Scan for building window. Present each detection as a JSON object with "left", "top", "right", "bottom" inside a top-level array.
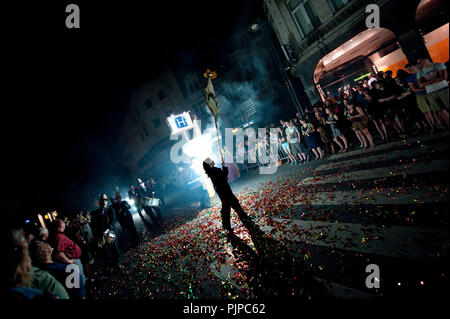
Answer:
[
  {"left": 136, "top": 108, "right": 141, "bottom": 119},
  {"left": 288, "top": 0, "right": 322, "bottom": 38},
  {"left": 145, "top": 98, "right": 153, "bottom": 109},
  {"left": 157, "top": 90, "right": 166, "bottom": 100},
  {"left": 327, "top": 0, "right": 349, "bottom": 13},
  {"left": 133, "top": 116, "right": 138, "bottom": 125},
  {"left": 153, "top": 118, "right": 161, "bottom": 128},
  {"left": 140, "top": 133, "right": 145, "bottom": 142}
]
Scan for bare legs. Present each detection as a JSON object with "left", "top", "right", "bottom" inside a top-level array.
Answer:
[
  {"left": 311, "top": 147, "right": 324, "bottom": 159},
  {"left": 333, "top": 137, "right": 344, "bottom": 152},
  {"left": 354, "top": 129, "right": 375, "bottom": 149},
  {"left": 423, "top": 111, "right": 436, "bottom": 129},
  {"left": 285, "top": 148, "right": 296, "bottom": 163}
]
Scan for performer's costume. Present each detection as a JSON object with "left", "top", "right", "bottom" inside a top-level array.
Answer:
[
  {"left": 136, "top": 179, "right": 162, "bottom": 226},
  {"left": 112, "top": 198, "right": 139, "bottom": 246},
  {"left": 90, "top": 194, "right": 120, "bottom": 269}
]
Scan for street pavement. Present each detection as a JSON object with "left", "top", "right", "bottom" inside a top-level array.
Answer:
[{"left": 89, "top": 131, "right": 449, "bottom": 300}]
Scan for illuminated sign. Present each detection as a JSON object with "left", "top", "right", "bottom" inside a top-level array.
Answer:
[{"left": 166, "top": 112, "right": 194, "bottom": 135}]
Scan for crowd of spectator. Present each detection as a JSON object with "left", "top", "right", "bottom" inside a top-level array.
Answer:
[
  {"left": 6, "top": 198, "right": 136, "bottom": 300},
  {"left": 6, "top": 215, "right": 91, "bottom": 299},
  {"left": 239, "top": 57, "right": 448, "bottom": 168}
]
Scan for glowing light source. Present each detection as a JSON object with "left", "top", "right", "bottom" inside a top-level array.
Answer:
[
  {"left": 182, "top": 129, "right": 218, "bottom": 198},
  {"left": 250, "top": 23, "right": 260, "bottom": 32},
  {"left": 25, "top": 220, "right": 30, "bottom": 224}
]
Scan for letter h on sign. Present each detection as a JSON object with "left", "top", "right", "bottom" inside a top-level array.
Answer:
[{"left": 175, "top": 116, "right": 188, "bottom": 129}]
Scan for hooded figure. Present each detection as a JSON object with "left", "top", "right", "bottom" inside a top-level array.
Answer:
[{"left": 203, "top": 157, "right": 252, "bottom": 232}]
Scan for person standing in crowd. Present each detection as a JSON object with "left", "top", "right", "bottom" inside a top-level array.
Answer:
[
  {"left": 203, "top": 158, "right": 255, "bottom": 234},
  {"left": 48, "top": 219, "right": 84, "bottom": 278},
  {"left": 285, "top": 120, "right": 307, "bottom": 165},
  {"left": 36, "top": 227, "right": 49, "bottom": 242},
  {"left": 90, "top": 193, "right": 121, "bottom": 273},
  {"left": 368, "top": 73, "right": 378, "bottom": 88},
  {"left": 384, "top": 72, "right": 409, "bottom": 136},
  {"left": 417, "top": 57, "right": 449, "bottom": 128},
  {"left": 325, "top": 107, "right": 348, "bottom": 152},
  {"left": 299, "top": 118, "right": 324, "bottom": 160},
  {"left": 405, "top": 62, "right": 437, "bottom": 132},
  {"left": 314, "top": 108, "right": 334, "bottom": 154},
  {"left": 353, "top": 84, "right": 368, "bottom": 111},
  {"left": 29, "top": 240, "right": 86, "bottom": 299},
  {"left": 112, "top": 192, "right": 140, "bottom": 247},
  {"left": 67, "top": 213, "right": 94, "bottom": 280},
  {"left": 278, "top": 126, "right": 297, "bottom": 165},
  {"left": 362, "top": 87, "right": 388, "bottom": 141},
  {"left": 373, "top": 81, "right": 407, "bottom": 138},
  {"left": 344, "top": 99, "right": 375, "bottom": 149},
  {"left": 7, "top": 241, "right": 67, "bottom": 299},
  {"left": 395, "top": 69, "right": 429, "bottom": 135},
  {"left": 6, "top": 230, "right": 69, "bottom": 299}
]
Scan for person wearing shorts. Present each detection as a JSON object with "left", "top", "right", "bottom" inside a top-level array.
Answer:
[
  {"left": 396, "top": 70, "right": 429, "bottom": 135},
  {"left": 325, "top": 107, "right": 348, "bottom": 152},
  {"left": 278, "top": 127, "right": 296, "bottom": 165},
  {"left": 406, "top": 63, "right": 438, "bottom": 132},
  {"left": 285, "top": 120, "right": 307, "bottom": 165},
  {"left": 417, "top": 57, "right": 449, "bottom": 128},
  {"left": 344, "top": 99, "right": 375, "bottom": 149}
]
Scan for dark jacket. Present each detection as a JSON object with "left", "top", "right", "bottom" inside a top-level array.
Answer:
[
  {"left": 204, "top": 165, "right": 233, "bottom": 199},
  {"left": 90, "top": 206, "right": 117, "bottom": 239},
  {"left": 137, "top": 185, "right": 149, "bottom": 198},
  {"left": 112, "top": 201, "right": 132, "bottom": 222}
]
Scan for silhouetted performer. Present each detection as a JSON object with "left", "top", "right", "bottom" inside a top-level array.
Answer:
[
  {"left": 136, "top": 178, "right": 161, "bottom": 226},
  {"left": 203, "top": 157, "right": 251, "bottom": 233},
  {"left": 90, "top": 193, "right": 120, "bottom": 272},
  {"left": 112, "top": 192, "right": 140, "bottom": 247}
]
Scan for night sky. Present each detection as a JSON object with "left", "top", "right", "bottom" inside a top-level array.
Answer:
[{"left": 3, "top": 1, "right": 264, "bottom": 221}]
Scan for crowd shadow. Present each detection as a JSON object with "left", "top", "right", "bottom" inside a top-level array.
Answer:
[{"left": 225, "top": 217, "right": 333, "bottom": 299}]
